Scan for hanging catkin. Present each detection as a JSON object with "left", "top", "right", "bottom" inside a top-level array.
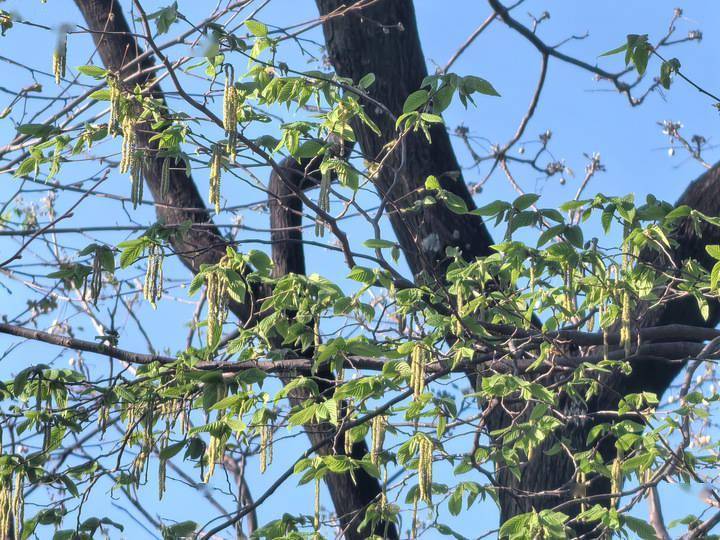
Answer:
[
  {"left": 610, "top": 450, "right": 623, "bottom": 508},
  {"left": 90, "top": 248, "right": 103, "bottom": 303},
  {"left": 11, "top": 471, "right": 22, "bottom": 540},
  {"left": 371, "top": 414, "right": 386, "bottom": 466},
  {"left": 455, "top": 287, "right": 464, "bottom": 336},
  {"left": 209, "top": 144, "right": 223, "bottom": 214},
  {"left": 108, "top": 75, "right": 122, "bottom": 137},
  {"left": 160, "top": 156, "right": 171, "bottom": 199},
  {"left": 417, "top": 436, "right": 433, "bottom": 503},
  {"left": 53, "top": 35, "right": 67, "bottom": 85},
  {"left": 315, "top": 169, "right": 331, "bottom": 237},
  {"left": 314, "top": 477, "right": 321, "bottom": 533},
  {"left": 410, "top": 344, "right": 427, "bottom": 400},
  {"left": 143, "top": 243, "right": 164, "bottom": 306},
  {"left": 620, "top": 227, "right": 632, "bottom": 358},
  {"left": 223, "top": 65, "right": 238, "bottom": 161},
  {"left": 259, "top": 423, "right": 273, "bottom": 473},
  {"left": 0, "top": 477, "right": 9, "bottom": 540},
  {"left": 344, "top": 398, "right": 354, "bottom": 456},
  {"left": 206, "top": 268, "right": 229, "bottom": 346}
]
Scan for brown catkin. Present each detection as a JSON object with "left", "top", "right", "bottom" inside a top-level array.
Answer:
[
  {"left": 53, "top": 35, "right": 66, "bottom": 85},
  {"left": 417, "top": 436, "right": 433, "bottom": 503},
  {"left": 143, "top": 243, "right": 164, "bottom": 307},
  {"left": 209, "top": 145, "right": 223, "bottom": 214}
]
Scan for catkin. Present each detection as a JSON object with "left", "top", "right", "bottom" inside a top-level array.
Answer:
[
  {"left": 209, "top": 145, "right": 223, "bottom": 214},
  {"left": 120, "top": 116, "right": 136, "bottom": 174},
  {"left": 206, "top": 269, "right": 229, "bottom": 346},
  {"left": 344, "top": 399, "right": 354, "bottom": 456},
  {"left": 11, "top": 472, "right": 22, "bottom": 540},
  {"left": 53, "top": 35, "right": 66, "bottom": 85},
  {"left": 417, "top": 436, "right": 433, "bottom": 503},
  {"left": 259, "top": 423, "right": 273, "bottom": 473},
  {"left": 314, "top": 477, "right": 321, "bottom": 533},
  {"left": 610, "top": 455, "right": 622, "bottom": 507},
  {"left": 0, "top": 478, "right": 10, "bottom": 540},
  {"left": 223, "top": 67, "right": 238, "bottom": 161},
  {"left": 90, "top": 248, "right": 103, "bottom": 303},
  {"left": 455, "top": 287, "right": 464, "bottom": 336},
  {"left": 160, "top": 157, "right": 171, "bottom": 199},
  {"left": 143, "top": 243, "right": 164, "bottom": 307},
  {"left": 315, "top": 170, "right": 331, "bottom": 237},
  {"left": 410, "top": 344, "right": 427, "bottom": 400},
  {"left": 371, "top": 415, "right": 386, "bottom": 466},
  {"left": 108, "top": 75, "right": 122, "bottom": 137}
]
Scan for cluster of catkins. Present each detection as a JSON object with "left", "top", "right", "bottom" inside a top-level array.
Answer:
[{"left": 0, "top": 469, "right": 23, "bottom": 540}]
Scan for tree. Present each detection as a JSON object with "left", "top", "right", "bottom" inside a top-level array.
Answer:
[{"left": 0, "top": 0, "right": 719, "bottom": 538}]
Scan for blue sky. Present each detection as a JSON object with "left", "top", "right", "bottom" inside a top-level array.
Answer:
[{"left": 1, "top": 0, "right": 719, "bottom": 538}]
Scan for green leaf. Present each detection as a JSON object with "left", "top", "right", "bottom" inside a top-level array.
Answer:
[
  {"left": 347, "top": 266, "right": 375, "bottom": 284},
  {"left": 358, "top": 73, "right": 375, "bottom": 89},
  {"left": 246, "top": 20, "right": 268, "bottom": 37},
  {"left": 461, "top": 75, "right": 500, "bottom": 97},
  {"left": 76, "top": 65, "right": 107, "bottom": 79},
  {"left": 403, "top": 89, "right": 429, "bottom": 113},
  {"left": 363, "top": 239, "right": 395, "bottom": 249},
  {"left": 599, "top": 43, "right": 628, "bottom": 57},
  {"left": 706, "top": 245, "right": 720, "bottom": 260},
  {"left": 513, "top": 193, "right": 540, "bottom": 211},
  {"left": 159, "top": 440, "right": 185, "bottom": 460}
]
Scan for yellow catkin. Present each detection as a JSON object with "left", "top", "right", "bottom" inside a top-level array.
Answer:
[
  {"left": 577, "top": 470, "right": 587, "bottom": 512},
  {"left": 108, "top": 75, "right": 122, "bottom": 137},
  {"left": 344, "top": 399, "right": 354, "bottom": 456},
  {"left": 411, "top": 494, "right": 419, "bottom": 540},
  {"left": 610, "top": 455, "right": 622, "bottom": 507},
  {"left": 411, "top": 344, "right": 426, "bottom": 400},
  {"left": 209, "top": 145, "right": 223, "bottom": 214},
  {"left": 0, "top": 479, "right": 9, "bottom": 540},
  {"left": 12, "top": 472, "right": 22, "bottom": 540},
  {"left": 120, "top": 117, "right": 136, "bottom": 174},
  {"left": 371, "top": 415, "right": 386, "bottom": 466},
  {"left": 223, "top": 68, "right": 238, "bottom": 161},
  {"left": 206, "top": 269, "right": 229, "bottom": 346},
  {"left": 455, "top": 288, "right": 464, "bottom": 336},
  {"left": 417, "top": 436, "right": 433, "bottom": 503},
  {"left": 53, "top": 36, "right": 66, "bottom": 85},
  {"left": 315, "top": 170, "right": 331, "bottom": 237},
  {"left": 143, "top": 243, "right": 164, "bottom": 307},
  {"left": 259, "top": 424, "right": 273, "bottom": 473}
]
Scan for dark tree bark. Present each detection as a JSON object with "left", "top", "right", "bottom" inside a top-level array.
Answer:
[
  {"left": 314, "top": 0, "right": 720, "bottom": 535},
  {"left": 268, "top": 162, "right": 397, "bottom": 538},
  {"left": 74, "top": 0, "right": 720, "bottom": 537},
  {"left": 73, "top": 2, "right": 392, "bottom": 538}
]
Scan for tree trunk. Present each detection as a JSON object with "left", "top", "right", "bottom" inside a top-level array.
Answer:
[{"left": 73, "top": 2, "right": 392, "bottom": 538}]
